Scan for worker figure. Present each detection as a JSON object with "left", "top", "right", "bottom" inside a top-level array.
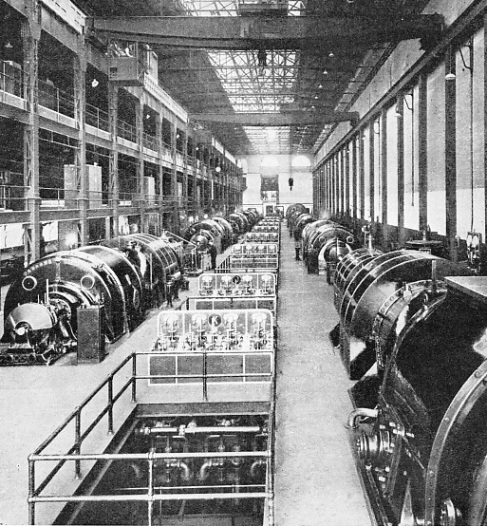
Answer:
[
  {"left": 165, "top": 280, "right": 174, "bottom": 307},
  {"left": 257, "top": 48, "right": 267, "bottom": 75},
  {"left": 294, "top": 240, "right": 301, "bottom": 261},
  {"left": 208, "top": 241, "right": 218, "bottom": 270}
]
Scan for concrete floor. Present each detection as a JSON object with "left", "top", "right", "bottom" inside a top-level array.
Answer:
[
  {"left": 0, "top": 230, "right": 372, "bottom": 525},
  {"left": 274, "top": 233, "right": 371, "bottom": 526}
]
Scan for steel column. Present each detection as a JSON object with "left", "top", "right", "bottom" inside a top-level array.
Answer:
[
  {"left": 108, "top": 83, "right": 120, "bottom": 238},
  {"left": 445, "top": 47, "right": 457, "bottom": 261},
  {"left": 75, "top": 33, "right": 88, "bottom": 246},
  {"left": 397, "top": 94, "right": 405, "bottom": 245},
  {"left": 22, "top": 0, "right": 41, "bottom": 265}
]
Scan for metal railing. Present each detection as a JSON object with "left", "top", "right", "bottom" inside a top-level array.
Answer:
[
  {"left": 85, "top": 103, "right": 110, "bottom": 132},
  {"left": 0, "top": 60, "right": 22, "bottom": 97},
  {"left": 38, "top": 79, "right": 75, "bottom": 118},
  {"left": 117, "top": 120, "right": 137, "bottom": 143},
  {"left": 28, "top": 349, "right": 275, "bottom": 525},
  {"left": 143, "top": 131, "right": 158, "bottom": 151}
]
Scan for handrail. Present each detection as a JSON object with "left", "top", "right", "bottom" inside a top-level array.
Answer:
[{"left": 28, "top": 349, "right": 275, "bottom": 525}]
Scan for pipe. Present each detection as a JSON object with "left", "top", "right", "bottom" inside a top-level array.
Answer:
[
  {"left": 161, "top": 460, "right": 192, "bottom": 482},
  {"left": 138, "top": 425, "right": 261, "bottom": 436},
  {"left": 250, "top": 459, "right": 267, "bottom": 478},
  {"left": 347, "top": 408, "right": 378, "bottom": 430},
  {"left": 198, "top": 459, "right": 223, "bottom": 481},
  {"left": 178, "top": 461, "right": 192, "bottom": 482}
]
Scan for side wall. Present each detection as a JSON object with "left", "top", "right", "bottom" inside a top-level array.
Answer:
[{"left": 313, "top": 0, "right": 486, "bottom": 259}]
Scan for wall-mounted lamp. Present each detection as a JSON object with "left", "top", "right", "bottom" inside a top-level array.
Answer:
[
  {"left": 394, "top": 102, "right": 402, "bottom": 118},
  {"left": 288, "top": 177, "right": 294, "bottom": 190},
  {"left": 215, "top": 166, "right": 221, "bottom": 173},
  {"left": 445, "top": 45, "right": 456, "bottom": 81}
]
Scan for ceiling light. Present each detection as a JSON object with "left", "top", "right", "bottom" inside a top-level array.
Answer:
[
  {"left": 328, "top": 52, "right": 335, "bottom": 58},
  {"left": 323, "top": 69, "right": 328, "bottom": 75},
  {"left": 4, "top": 41, "right": 13, "bottom": 50},
  {"left": 318, "top": 84, "right": 323, "bottom": 89},
  {"left": 445, "top": 72, "right": 456, "bottom": 81},
  {"left": 314, "top": 95, "right": 319, "bottom": 99},
  {"left": 91, "top": 78, "right": 99, "bottom": 88}
]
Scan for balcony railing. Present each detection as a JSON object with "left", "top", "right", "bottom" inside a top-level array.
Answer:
[
  {"left": 85, "top": 103, "right": 110, "bottom": 132},
  {"left": 27, "top": 350, "right": 275, "bottom": 525},
  {"left": 0, "top": 60, "right": 22, "bottom": 97},
  {"left": 143, "top": 131, "right": 158, "bottom": 151},
  {"left": 117, "top": 120, "right": 137, "bottom": 143},
  {"left": 38, "top": 79, "right": 75, "bottom": 118}
]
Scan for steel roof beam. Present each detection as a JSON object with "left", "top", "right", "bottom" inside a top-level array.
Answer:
[
  {"left": 88, "top": 14, "right": 443, "bottom": 50},
  {"left": 189, "top": 111, "right": 358, "bottom": 126}
]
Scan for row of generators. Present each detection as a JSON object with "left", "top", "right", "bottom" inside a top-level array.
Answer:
[
  {"left": 289, "top": 203, "right": 487, "bottom": 526},
  {"left": 0, "top": 210, "right": 263, "bottom": 366}
]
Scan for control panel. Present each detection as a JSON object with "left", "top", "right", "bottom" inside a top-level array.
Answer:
[
  {"left": 198, "top": 273, "right": 276, "bottom": 296},
  {"left": 155, "top": 309, "right": 274, "bottom": 353}
]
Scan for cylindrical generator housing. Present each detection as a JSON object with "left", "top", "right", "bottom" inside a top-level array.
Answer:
[{"left": 349, "top": 276, "right": 487, "bottom": 526}]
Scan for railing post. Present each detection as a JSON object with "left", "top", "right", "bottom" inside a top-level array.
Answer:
[
  {"left": 108, "top": 375, "right": 114, "bottom": 435},
  {"left": 75, "top": 409, "right": 81, "bottom": 478},
  {"left": 147, "top": 450, "right": 154, "bottom": 526},
  {"left": 203, "top": 348, "right": 208, "bottom": 401},
  {"left": 131, "top": 353, "right": 137, "bottom": 403},
  {"left": 28, "top": 456, "right": 36, "bottom": 525}
]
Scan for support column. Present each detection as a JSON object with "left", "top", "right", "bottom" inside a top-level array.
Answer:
[
  {"left": 369, "top": 121, "right": 375, "bottom": 222},
  {"left": 418, "top": 72, "right": 428, "bottom": 234},
  {"left": 344, "top": 144, "right": 350, "bottom": 217},
  {"left": 485, "top": 14, "right": 487, "bottom": 244},
  {"left": 156, "top": 113, "right": 164, "bottom": 234},
  {"left": 352, "top": 135, "right": 358, "bottom": 220},
  {"left": 182, "top": 131, "right": 189, "bottom": 222},
  {"left": 171, "top": 122, "right": 179, "bottom": 228},
  {"left": 359, "top": 129, "right": 365, "bottom": 219},
  {"left": 380, "top": 109, "right": 388, "bottom": 226},
  {"left": 22, "top": 0, "right": 41, "bottom": 265},
  {"left": 108, "top": 83, "right": 120, "bottom": 238},
  {"left": 397, "top": 93, "right": 405, "bottom": 245},
  {"left": 340, "top": 151, "right": 345, "bottom": 216},
  {"left": 445, "top": 47, "right": 457, "bottom": 261},
  {"left": 74, "top": 33, "right": 88, "bottom": 246},
  {"left": 136, "top": 91, "right": 145, "bottom": 232}
]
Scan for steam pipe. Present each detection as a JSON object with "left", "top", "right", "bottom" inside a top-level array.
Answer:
[
  {"left": 162, "top": 460, "right": 192, "bottom": 482},
  {"left": 199, "top": 459, "right": 223, "bottom": 481},
  {"left": 138, "top": 425, "right": 261, "bottom": 436},
  {"left": 250, "top": 458, "right": 267, "bottom": 478},
  {"left": 178, "top": 461, "right": 192, "bottom": 482},
  {"left": 347, "top": 408, "right": 378, "bottom": 429}
]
